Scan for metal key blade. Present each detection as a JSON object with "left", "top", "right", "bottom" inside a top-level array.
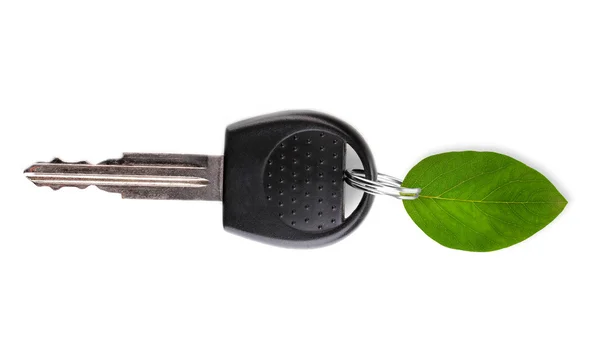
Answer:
[{"left": 24, "top": 153, "right": 223, "bottom": 201}]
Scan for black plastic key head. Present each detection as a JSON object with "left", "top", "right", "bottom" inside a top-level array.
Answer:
[{"left": 223, "top": 111, "right": 376, "bottom": 248}]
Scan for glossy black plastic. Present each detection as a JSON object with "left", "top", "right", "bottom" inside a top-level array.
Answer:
[{"left": 222, "top": 110, "right": 376, "bottom": 248}]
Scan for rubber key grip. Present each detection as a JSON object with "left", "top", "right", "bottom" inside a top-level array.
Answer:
[{"left": 222, "top": 110, "right": 376, "bottom": 248}]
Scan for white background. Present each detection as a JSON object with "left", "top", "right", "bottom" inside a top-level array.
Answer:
[{"left": 1, "top": 1, "right": 599, "bottom": 339}]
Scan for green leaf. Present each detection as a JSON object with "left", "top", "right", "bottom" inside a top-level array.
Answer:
[{"left": 402, "top": 151, "right": 567, "bottom": 252}]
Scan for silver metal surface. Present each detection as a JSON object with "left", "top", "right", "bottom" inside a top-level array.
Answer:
[
  {"left": 24, "top": 153, "right": 224, "bottom": 201},
  {"left": 344, "top": 169, "right": 421, "bottom": 200}
]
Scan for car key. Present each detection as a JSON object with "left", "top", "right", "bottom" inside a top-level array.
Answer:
[{"left": 24, "top": 110, "right": 376, "bottom": 248}]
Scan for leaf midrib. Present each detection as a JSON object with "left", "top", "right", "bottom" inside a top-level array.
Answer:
[{"left": 418, "top": 195, "right": 567, "bottom": 204}]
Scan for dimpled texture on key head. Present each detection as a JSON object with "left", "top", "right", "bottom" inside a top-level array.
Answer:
[{"left": 263, "top": 130, "right": 345, "bottom": 232}]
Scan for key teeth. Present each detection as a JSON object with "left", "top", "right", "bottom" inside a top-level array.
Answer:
[
  {"left": 49, "top": 158, "right": 90, "bottom": 165},
  {"left": 25, "top": 159, "right": 92, "bottom": 191},
  {"left": 32, "top": 182, "right": 89, "bottom": 191},
  {"left": 53, "top": 185, "right": 90, "bottom": 190}
]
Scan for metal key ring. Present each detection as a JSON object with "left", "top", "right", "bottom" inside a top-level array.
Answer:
[{"left": 344, "top": 169, "right": 421, "bottom": 200}]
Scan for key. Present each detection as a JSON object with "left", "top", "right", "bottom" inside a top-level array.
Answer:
[{"left": 24, "top": 110, "right": 376, "bottom": 247}]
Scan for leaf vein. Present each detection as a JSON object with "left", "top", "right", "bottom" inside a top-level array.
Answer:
[
  {"left": 419, "top": 158, "right": 487, "bottom": 190},
  {"left": 430, "top": 198, "right": 497, "bottom": 245},
  {"left": 408, "top": 153, "right": 457, "bottom": 186},
  {"left": 436, "top": 164, "right": 512, "bottom": 198},
  {"left": 414, "top": 199, "right": 463, "bottom": 247},
  {"left": 507, "top": 204, "right": 532, "bottom": 225},
  {"left": 472, "top": 203, "right": 522, "bottom": 239},
  {"left": 481, "top": 179, "right": 546, "bottom": 201}
]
